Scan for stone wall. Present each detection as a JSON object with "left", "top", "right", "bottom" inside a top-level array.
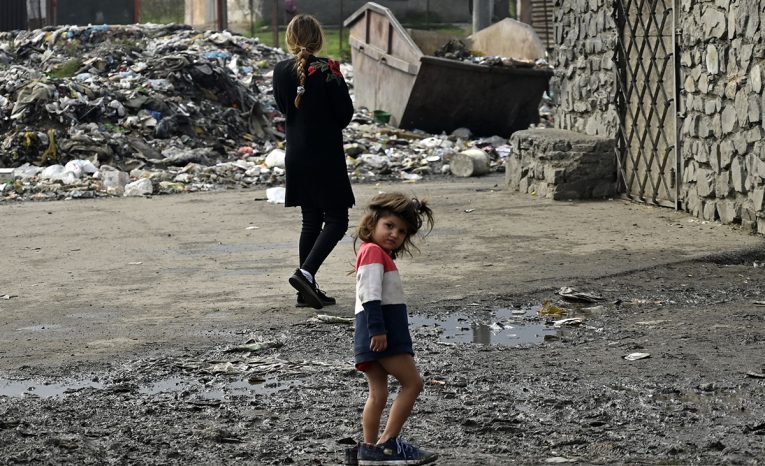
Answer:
[
  {"left": 551, "top": 0, "right": 765, "bottom": 234},
  {"left": 679, "top": 0, "right": 765, "bottom": 233},
  {"left": 549, "top": 0, "right": 619, "bottom": 138},
  {"left": 507, "top": 129, "right": 617, "bottom": 200}
]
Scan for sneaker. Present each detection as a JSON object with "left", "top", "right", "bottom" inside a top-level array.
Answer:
[
  {"left": 344, "top": 442, "right": 359, "bottom": 465},
  {"left": 357, "top": 437, "right": 438, "bottom": 465},
  {"left": 288, "top": 269, "right": 323, "bottom": 309},
  {"left": 296, "top": 286, "right": 336, "bottom": 308}
]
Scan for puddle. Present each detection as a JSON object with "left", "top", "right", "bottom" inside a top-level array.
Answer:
[
  {"left": 140, "top": 375, "right": 300, "bottom": 399},
  {"left": 0, "top": 378, "right": 104, "bottom": 398},
  {"left": 1, "top": 374, "right": 302, "bottom": 399},
  {"left": 410, "top": 305, "right": 563, "bottom": 346}
]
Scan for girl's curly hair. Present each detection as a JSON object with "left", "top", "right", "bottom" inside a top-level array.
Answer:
[{"left": 354, "top": 192, "right": 434, "bottom": 258}]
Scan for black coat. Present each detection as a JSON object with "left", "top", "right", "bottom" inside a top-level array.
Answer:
[{"left": 272, "top": 56, "right": 355, "bottom": 209}]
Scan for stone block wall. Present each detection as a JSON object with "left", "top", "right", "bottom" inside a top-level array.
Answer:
[
  {"left": 507, "top": 129, "right": 617, "bottom": 200},
  {"left": 678, "top": 0, "right": 765, "bottom": 233},
  {"left": 549, "top": 0, "right": 619, "bottom": 138},
  {"left": 550, "top": 0, "right": 765, "bottom": 233}
]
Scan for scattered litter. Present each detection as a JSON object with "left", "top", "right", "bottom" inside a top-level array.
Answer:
[
  {"left": 464, "top": 209, "right": 475, "bottom": 213},
  {"left": 310, "top": 314, "right": 354, "bottom": 325},
  {"left": 624, "top": 352, "right": 651, "bottom": 361},
  {"left": 539, "top": 301, "right": 566, "bottom": 316},
  {"left": 266, "top": 187, "right": 285, "bottom": 204},
  {"left": 552, "top": 317, "right": 583, "bottom": 328},
  {"left": 1, "top": 294, "right": 17, "bottom": 300},
  {"left": 754, "top": 301, "right": 765, "bottom": 306},
  {"left": 556, "top": 286, "right": 605, "bottom": 303},
  {"left": 635, "top": 320, "right": 668, "bottom": 326},
  {"left": 745, "top": 371, "right": 765, "bottom": 379},
  {"left": 545, "top": 457, "right": 578, "bottom": 464},
  {"left": 127, "top": 262, "right": 143, "bottom": 265},
  {"left": 245, "top": 226, "right": 259, "bottom": 230},
  {"left": 225, "top": 339, "right": 283, "bottom": 353}
]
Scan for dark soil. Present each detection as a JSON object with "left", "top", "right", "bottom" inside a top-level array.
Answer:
[{"left": 1, "top": 255, "right": 763, "bottom": 465}]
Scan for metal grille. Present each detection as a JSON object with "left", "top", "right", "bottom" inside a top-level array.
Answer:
[
  {"left": 0, "top": 0, "right": 27, "bottom": 31},
  {"left": 613, "top": 0, "right": 679, "bottom": 207},
  {"left": 529, "top": 0, "right": 554, "bottom": 49}
]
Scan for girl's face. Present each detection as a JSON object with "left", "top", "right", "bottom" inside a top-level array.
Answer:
[{"left": 372, "top": 214, "right": 408, "bottom": 252}]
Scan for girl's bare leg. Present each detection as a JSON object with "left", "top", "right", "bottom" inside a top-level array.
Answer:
[
  {"left": 377, "top": 354, "right": 423, "bottom": 444},
  {"left": 362, "top": 362, "right": 389, "bottom": 444}
]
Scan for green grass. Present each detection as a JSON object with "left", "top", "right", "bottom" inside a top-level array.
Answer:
[{"left": 252, "top": 27, "right": 351, "bottom": 61}]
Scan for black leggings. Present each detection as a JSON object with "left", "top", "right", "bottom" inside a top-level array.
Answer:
[{"left": 299, "top": 206, "right": 349, "bottom": 277}]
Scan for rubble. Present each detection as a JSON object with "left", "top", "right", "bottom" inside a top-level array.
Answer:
[{"left": 0, "top": 24, "right": 520, "bottom": 202}]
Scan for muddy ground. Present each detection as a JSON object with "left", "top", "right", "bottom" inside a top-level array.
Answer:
[{"left": 1, "top": 175, "right": 764, "bottom": 465}]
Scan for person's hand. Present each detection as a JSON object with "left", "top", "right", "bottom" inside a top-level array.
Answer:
[{"left": 370, "top": 334, "right": 387, "bottom": 352}]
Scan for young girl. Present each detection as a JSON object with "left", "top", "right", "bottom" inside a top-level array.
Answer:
[
  {"left": 352, "top": 192, "right": 438, "bottom": 465},
  {"left": 272, "top": 15, "right": 355, "bottom": 310}
]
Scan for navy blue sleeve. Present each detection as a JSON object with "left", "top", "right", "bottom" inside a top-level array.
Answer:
[{"left": 363, "top": 300, "right": 386, "bottom": 336}]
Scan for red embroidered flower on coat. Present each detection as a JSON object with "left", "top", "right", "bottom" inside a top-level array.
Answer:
[
  {"left": 307, "top": 65, "right": 317, "bottom": 76},
  {"left": 327, "top": 59, "right": 343, "bottom": 78}
]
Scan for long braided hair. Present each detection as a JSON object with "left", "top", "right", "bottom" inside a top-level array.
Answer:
[{"left": 285, "top": 15, "right": 324, "bottom": 108}]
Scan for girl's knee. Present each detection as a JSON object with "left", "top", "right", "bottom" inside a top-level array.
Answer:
[
  {"left": 414, "top": 376, "right": 424, "bottom": 394},
  {"left": 367, "top": 391, "right": 388, "bottom": 408}
]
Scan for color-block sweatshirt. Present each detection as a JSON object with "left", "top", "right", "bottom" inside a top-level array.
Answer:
[{"left": 354, "top": 242, "right": 413, "bottom": 364}]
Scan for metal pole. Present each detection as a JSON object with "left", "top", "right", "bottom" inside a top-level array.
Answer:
[
  {"left": 134, "top": 0, "right": 140, "bottom": 23},
  {"left": 250, "top": 0, "right": 255, "bottom": 37},
  {"left": 673, "top": 0, "right": 681, "bottom": 210},
  {"left": 271, "top": 0, "right": 278, "bottom": 47},
  {"left": 217, "top": 0, "right": 228, "bottom": 31},
  {"left": 339, "top": 0, "right": 344, "bottom": 56},
  {"left": 472, "top": 0, "right": 492, "bottom": 33}
]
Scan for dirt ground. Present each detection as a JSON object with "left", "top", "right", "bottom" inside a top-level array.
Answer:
[{"left": 1, "top": 174, "right": 764, "bottom": 465}]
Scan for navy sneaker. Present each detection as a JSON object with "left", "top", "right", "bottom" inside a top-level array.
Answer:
[
  {"left": 357, "top": 437, "right": 438, "bottom": 465},
  {"left": 344, "top": 442, "right": 359, "bottom": 465}
]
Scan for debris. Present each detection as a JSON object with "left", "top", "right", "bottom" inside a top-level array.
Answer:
[
  {"left": 225, "top": 339, "right": 284, "bottom": 353},
  {"left": 753, "top": 301, "right": 765, "bottom": 306},
  {"left": 266, "top": 186, "right": 285, "bottom": 204},
  {"left": 552, "top": 317, "right": 583, "bottom": 328},
  {"left": 556, "top": 287, "right": 605, "bottom": 303},
  {"left": 539, "top": 301, "right": 566, "bottom": 316},
  {"left": 310, "top": 314, "right": 355, "bottom": 325},
  {"left": 450, "top": 149, "right": 490, "bottom": 177},
  {"left": 745, "top": 371, "right": 765, "bottom": 379},
  {"left": 545, "top": 457, "right": 578, "bottom": 464},
  {"left": 624, "top": 352, "right": 651, "bottom": 361}
]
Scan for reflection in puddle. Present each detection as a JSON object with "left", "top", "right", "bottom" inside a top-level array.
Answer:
[
  {"left": 0, "top": 378, "right": 104, "bottom": 398},
  {"left": 140, "top": 375, "right": 299, "bottom": 399},
  {"left": 410, "top": 305, "right": 561, "bottom": 346}
]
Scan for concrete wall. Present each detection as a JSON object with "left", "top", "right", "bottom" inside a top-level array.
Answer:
[{"left": 551, "top": 0, "right": 765, "bottom": 233}]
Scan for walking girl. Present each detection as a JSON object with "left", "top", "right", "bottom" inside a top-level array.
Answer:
[
  {"left": 352, "top": 192, "right": 438, "bottom": 465},
  {"left": 272, "top": 14, "right": 355, "bottom": 310}
]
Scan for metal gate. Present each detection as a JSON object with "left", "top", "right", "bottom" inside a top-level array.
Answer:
[{"left": 613, "top": 0, "right": 679, "bottom": 207}]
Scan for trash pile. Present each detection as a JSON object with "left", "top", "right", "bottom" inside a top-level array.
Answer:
[
  {"left": 433, "top": 38, "right": 552, "bottom": 70},
  {"left": 0, "top": 24, "right": 516, "bottom": 202}
]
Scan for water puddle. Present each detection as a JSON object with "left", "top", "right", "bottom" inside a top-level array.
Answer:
[
  {"left": 139, "top": 374, "right": 300, "bottom": 399},
  {"left": 0, "top": 374, "right": 301, "bottom": 399},
  {"left": 0, "top": 378, "right": 104, "bottom": 398},
  {"left": 411, "top": 305, "right": 574, "bottom": 346}
]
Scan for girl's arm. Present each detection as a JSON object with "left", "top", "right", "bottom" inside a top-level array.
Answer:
[
  {"left": 272, "top": 63, "right": 288, "bottom": 115},
  {"left": 324, "top": 59, "right": 354, "bottom": 128}
]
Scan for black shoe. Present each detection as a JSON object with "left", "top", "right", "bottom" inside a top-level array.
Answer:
[
  {"left": 288, "top": 269, "right": 323, "bottom": 309},
  {"left": 296, "top": 287, "right": 337, "bottom": 308}
]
